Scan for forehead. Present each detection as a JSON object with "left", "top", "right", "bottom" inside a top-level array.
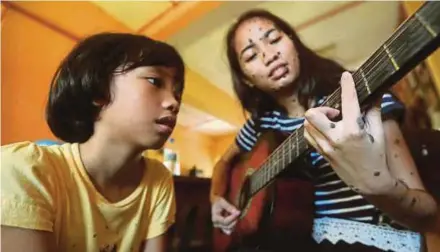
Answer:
[
  {"left": 131, "top": 65, "right": 176, "bottom": 77},
  {"left": 236, "top": 18, "right": 276, "bottom": 39},
  {"left": 234, "top": 18, "right": 277, "bottom": 48}
]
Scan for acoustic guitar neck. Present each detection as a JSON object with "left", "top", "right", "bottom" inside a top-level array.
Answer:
[{"left": 246, "top": 1, "right": 440, "bottom": 199}]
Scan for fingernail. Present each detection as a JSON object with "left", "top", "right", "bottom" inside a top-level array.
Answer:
[
  {"left": 342, "top": 71, "right": 351, "bottom": 79},
  {"left": 304, "top": 110, "right": 314, "bottom": 118}
]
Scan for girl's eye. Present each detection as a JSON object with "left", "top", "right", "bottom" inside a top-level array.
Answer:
[
  {"left": 245, "top": 54, "right": 257, "bottom": 62},
  {"left": 270, "top": 36, "right": 282, "bottom": 44},
  {"left": 145, "top": 77, "right": 162, "bottom": 86}
]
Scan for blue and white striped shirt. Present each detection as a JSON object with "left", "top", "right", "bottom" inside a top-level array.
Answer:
[{"left": 235, "top": 93, "right": 405, "bottom": 226}]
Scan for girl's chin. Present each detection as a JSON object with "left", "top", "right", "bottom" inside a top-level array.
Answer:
[{"left": 270, "top": 79, "right": 295, "bottom": 91}]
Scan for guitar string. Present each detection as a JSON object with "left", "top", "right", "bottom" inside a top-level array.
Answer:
[
  {"left": 250, "top": 16, "right": 427, "bottom": 190},
  {"left": 258, "top": 11, "right": 434, "bottom": 179},
  {"left": 249, "top": 12, "right": 437, "bottom": 194},
  {"left": 252, "top": 21, "right": 434, "bottom": 193}
]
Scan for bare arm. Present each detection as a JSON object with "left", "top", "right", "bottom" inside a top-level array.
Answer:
[
  {"left": 210, "top": 143, "right": 243, "bottom": 235},
  {"left": 1, "top": 226, "right": 56, "bottom": 252},
  {"left": 363, "top": 120, "right": 438, "bottom": 232},
  {"left": 210, "top": 142, "right": 242, "bottom": 203},
  {"left": 142, "top": 232, "right": 168, "bottom": 252},
  {"left": 303, "top": 72, "right": 438, "bottom": 232}
]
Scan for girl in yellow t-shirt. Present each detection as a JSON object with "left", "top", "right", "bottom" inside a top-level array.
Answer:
[{"left": 2, "top": 33, "right": 185, "bottom": 252}]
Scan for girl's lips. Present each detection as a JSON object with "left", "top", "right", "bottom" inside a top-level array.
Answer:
[{"left": 156, "top": 123, "right": 174, "bottom": 134}]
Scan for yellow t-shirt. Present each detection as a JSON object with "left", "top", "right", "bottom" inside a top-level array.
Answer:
[{"left": 1, "top": 141, "right": 176, "bottom": 252}]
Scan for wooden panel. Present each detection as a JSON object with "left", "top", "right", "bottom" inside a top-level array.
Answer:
[
  {"left": 172, "top": 176, "right": 212, "bottom": 251},
  {"left": 92, "top": 1, "right": 172, "bottom": 31},
  {"left": 3, "top": 1, "right": 131, "bottom": 38},
  {"left": 1, "top": 9, "right": 76, "bottom": 143},
  {"left": 138, "top": 1, "right": 223, "bottom": 40}
]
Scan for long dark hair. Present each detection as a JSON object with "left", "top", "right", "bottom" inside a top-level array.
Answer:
[{"left": 226, "top": 9, "right": 346, "bottom": 119}]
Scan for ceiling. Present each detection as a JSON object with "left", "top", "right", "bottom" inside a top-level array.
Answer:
[
  {"left": 168, "top": 1, "right": 400, "bottom": 97},
  {"left": 2, "top": 1, "right": 401, "bottom": 136}
]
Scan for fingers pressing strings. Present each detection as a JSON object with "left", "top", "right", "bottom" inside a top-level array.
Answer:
[{"left": 340, "top": 72, "right": 362, "bottom": 131}]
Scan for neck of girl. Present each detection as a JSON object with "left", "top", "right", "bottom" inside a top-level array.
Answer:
[
  {"left": 274, "top": 90, "right": 306, "bottom": 118},
  {"left": 78, "top": 130, "right": 145, "bottom": 190}
]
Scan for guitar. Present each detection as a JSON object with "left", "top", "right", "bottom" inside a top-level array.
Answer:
[{"left": 213, "top": 1, "right": 440, "bottom": 251}]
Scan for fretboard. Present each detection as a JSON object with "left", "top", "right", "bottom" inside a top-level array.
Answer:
[{"left": 248, "top": 1, "right": 440, "bottom": 197}]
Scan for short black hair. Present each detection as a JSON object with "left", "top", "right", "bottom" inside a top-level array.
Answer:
[{"left": 46, "top": 33, "right": 185, "bottom": 143}]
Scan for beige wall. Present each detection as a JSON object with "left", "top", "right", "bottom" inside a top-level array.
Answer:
[{"left": 146, "top": 130, "right": 237, "bottom": 178}]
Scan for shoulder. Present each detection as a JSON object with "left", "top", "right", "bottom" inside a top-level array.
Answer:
[
  {"left": 380, "top": 93, "right": 404, "bottom": 107},
  {"left": 144, "top": 158, "right": 174, "bottom": 188},
  {"left": 2, "top": 141, "right": 46, "bottom": 161},
  {"left": 1, "top": 142, "right": 64, "bottom": 231},
  {"left": 380, "top": 93, "right": 405, "bottom": 123},
  {"left": 236, "top": 117, "right": 260, "bottom": 151},
  {"left": 1, "top": 141, "right": 60, "bottom": 175},
  {"left": 145, "top": 158, "right": 173, "bottom": 178},
  {"left": 1, "top": 141, "right": 69, "bottom": 193}
]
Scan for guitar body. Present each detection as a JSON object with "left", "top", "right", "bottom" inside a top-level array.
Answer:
[{"left": 213, "top": 131, "right": 315, "bottom": 251}]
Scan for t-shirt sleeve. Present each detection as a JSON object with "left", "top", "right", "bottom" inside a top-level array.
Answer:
[
  {"left": 380, "top": 92, "right": 406, "bottom": 124},
  {"left": 235, "top": 117, "right": 259, "bottom": 152},
  {"left": 145, "top": 164, "right": 176, "bottom": 239},
  {"left": 1, "top": 142, "right": 56, "bottom": 232}
]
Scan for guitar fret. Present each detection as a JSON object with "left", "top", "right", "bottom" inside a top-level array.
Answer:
[
  {"left": 263, "top": 165, "right": 267, "bottom": 187},
  {"left": 295, "top": 130, "right": 299, "bottom": 158},
  {"left": 269, "top": 158, "right": 273, "bottom": 184},
  {"left": 282, "top": 143, "right": 285, "bottom": 171},
  {"left": 272, "top": 154, "right": 276, "bottom": 177},
  {"left": 269, "top": 156, "right": 277, "bottom": 177},
  {"left": 367, "top": 59, "right": 395, "bottom": 94},
  {"left": 287, "top": 136, "right": 292, "bottom": 164},
  {"left": 388, "top": 16, "right": 430, "bottom": 70},
  {"left": 268, "top": 156, "right": 272, "bottom": 180},
  {"left": 269, "top": 158, "right": 274, "bottom": 182},
  {"left": 359, "top": 68, "right": 371, "bottom": 95},
  {"left": 264, "top": 168, "right": 267, "bottom": 185},
  {"left": 273, "top": 155, "right": 276, "bottom": 176},
  {"left": 415, "top": 12, "right": 437, "bottom": 38},
  {"left": 383, "top": 44, "right": 400, "bottom": 71},
  {"left": 256, "top": 175, "right": 260, "bottom": 192}
]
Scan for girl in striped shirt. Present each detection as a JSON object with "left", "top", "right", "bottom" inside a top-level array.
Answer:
[{"left": 210, "top": 9, "right": 438, "bottom": 252}]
